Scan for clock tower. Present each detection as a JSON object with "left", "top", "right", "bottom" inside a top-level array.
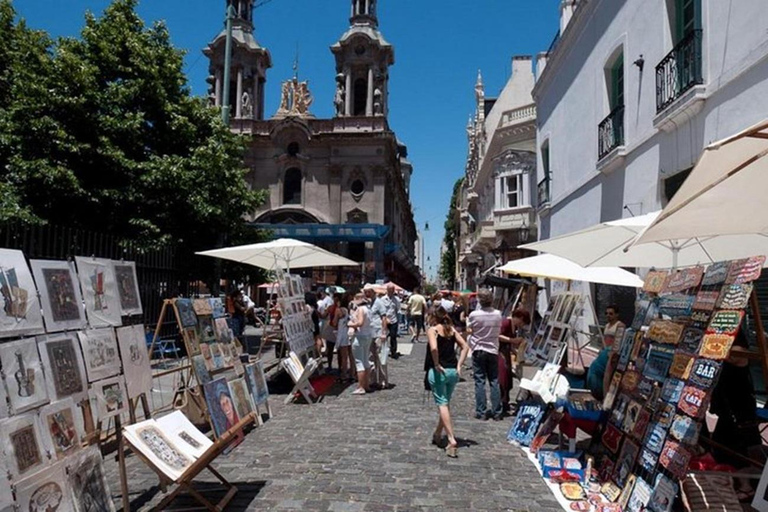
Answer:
[{"left": 331, "top": 0, "right": 394, "bottom": 118}]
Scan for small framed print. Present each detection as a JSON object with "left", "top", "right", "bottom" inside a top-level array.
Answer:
[
  {"left": 699, "top": 333, "right": 735, "bottom": 360},
  {"left": 90, "top": 375, "right": 128, "bottom": 421},
  {"left": 678, "top": 386, "right": 708, "bottom": 419},
  {"left": 613, "top": 438, "right": 640, "bottom": 489},
  {"left": 669, "top": 414, "right": 700, "bottom": 445},
  {"left": 618, "top": 474, "right": 637, "bottom": 511},
  {"left": 693, "top": 290, "right": 719, "bottom": 312},
  {"left": 655, "top": 403, "right": 677, "bottom": 428},
  {"left": 647, "top": 320, "right": 684, "bottom": 345},
  {"left": 668, "top": 353, "right": 694, "bottom": 380},
  {"left": 611, "top": 393, "right": 631, "bottom": 427},
  {"left": 627, "top": 477, "right": 653, "bottom": 512},
  {"left": 659, "top": 440, "right": 691, "bottom": 479},
  {"left": 174, "top": 298, "right": 197, "bottom": 328},
  {"left": 679, "top": 327, "right": 704, "bottom": 354},
  {"left": 631, "top": 408, "right": 652, "bottom": 441},
  {"left": 620, "top": 370, "right": 641, "bottom": 393},
  {"left": 603, "top": 372, "right": 622, "bottom": 410},
  {"left": 717, "top": 284, "right": 753, "bottom": 310},
  {"left": 192, "top": 298, "right": 213, "bottom": 316},
  {"left": 649, "top": 473, "right": 678, "bottom": 512},
  {"left": 707, "top": 310, "right": 744, "bottom": 335},
  {"left": 689, "top": 358, "right": 721, "bottom": 389},
  {"left": 601, "top": 481, "right": 622, "bottom": 502},
  {"left": 643, "top": 271, "right": 669, "bottom": 294},
  {"left": 660, "top": 379, "right": 685, "bottom": 404},
  {"left": 643, "top": 345, "right": 674, "bottom": 382},
  {"left": 622, "top": 400, "right": 643, "bottom": 435},
  {"left": 602, "top": 423, "right": 623, "bottom": 454},
  {"left": 643, "top": 423, "right": 667, "bottom": 455},
  {"left": 664, "top": 266, "right": 704, "bottom": 293},
  {"left": 639, "top": 449, "right": 658, "bottom": 473},
  {"left": 0, "top": 414, "right": 46, "bottom": 481},
  {"left": 702, "top": 261, "right": 731, "bottom": 286},
  {"left": 636, "top": 377, "right": 655, "bottom": 401},
  {"left": 690, "top": 310, "right": 711, "bottom": 330},
  {"left": 184, "top": 327, "right": 201, "bottom": 355},
  {"left": 658, "top": 294, "right": 695, "bottom": 318},
  {"left": 726, "top": 256, "right": 766, "bottom": 285}
]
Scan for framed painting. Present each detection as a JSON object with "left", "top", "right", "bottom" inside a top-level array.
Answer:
[
  {"left": 174, "top": 299, "right": 197, "bottom": 328},
  {"left": 37, "top": 332, "right": 88, "bottom": 403},
  {"left": 506, "top": 401, "right": 546, "bottom": 447},
  {"left": 627, "top": 477, "right": 653, "bottom": 512},
  {"left": 116, "top": 325, "right": 153, "bottom": 399},
  {"left": 123, "top": 418, "right": 194, "bottom": 482},
  {"left": 203, "top": 378, "right": 240, "bottom": 439},
  {"left": 214, "top": 317, "right": 233, "bottom": 344},
  {"left": 0, "top": 337, "right": 49, "bottom": 413},
  {"left": 90, "top": 375, "right": 128, "bottom": 421},
  {"left": 30, "top": 259, "right": 86, "bottom": 333},
  {"left": 0, "top": 249, "right": 44, "bottom": 339},
  {"left": 15, "top": 460, "right": 73, "bottom": 512},
  {"left": 192, "top": 355, "right": 212, "bottom": 386},
  {"left": 156, "top": 410, "right": 213, "bottom": 460},
  {"left": 68, "top": 447, "right": 116, "bottom": 512},
  {"left": 112, "top": 261, "right": 142, "bottom": 316},
  {"left": 0, "top": 414, "right": 46, "bottom": 481},
  {"left": 39, "top": 398, "right": 83, "bottom": 461},
  {"left": 198, "top": 315, "right": 216, "bottom": 342},
  {"left": 245, "top": 361, "right": 269, "bottom": 406},
  {"left": 228, "top": 378, "right": 253, "bottom": 420},
  {"left": 192, "top": 299, "right": 213, "bottom": 316},
  {"left": 78, "top": 328, "right": 121, "bottom": 382},
  {"left": 702, "top": 261, "right": 731, "bottom": 286},
  {"left": 210, "top": 298, "right": 226, "bottom": 318},
  {"left": 74, "top": 256, "right": 122, "bottom": 328},
  {"left": 613, "top": 437, "right": 640, "bottom": 489}
]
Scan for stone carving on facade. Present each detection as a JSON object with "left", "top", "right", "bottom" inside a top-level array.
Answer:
[
  {"left": 373, "top": 87, "right": 383, "bottom": 116},
  {"left": 274, "top": 78, "right": 314, "bottom": 118},
  {"left": 277, "top": 82, "right": 291, "bottom": 115},
  {"left": 242, "top": 91, "right": 253, "bottom": 118},
  {"left": 492, "top": 150, "right": 536, "bottom": 177},
  {"left": 334, "top": 74, "right": 346, "bottom": 117}
]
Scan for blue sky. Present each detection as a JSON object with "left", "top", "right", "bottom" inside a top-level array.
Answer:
[{"left": 16, "top": 0, "right": 560, "bottom": 282}]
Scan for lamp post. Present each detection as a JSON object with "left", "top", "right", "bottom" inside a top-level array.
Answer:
[{"left": 221, "top": 4, "right": 236, "bottom": 124}]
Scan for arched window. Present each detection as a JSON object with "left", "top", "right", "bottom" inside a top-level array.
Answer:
[
  {"left": 353, "top": 78, "right": 367, "bottom": 116},
  {"left": 283, "top": 168, "right": 302, "bottom": 205}
]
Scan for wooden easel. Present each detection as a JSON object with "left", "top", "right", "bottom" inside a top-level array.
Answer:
[
  {"left": 281, "top": 353, "right": 319, "bottom": 405},
  {"left": 119, "top": 413, "right": 256, "bottom": 512}
]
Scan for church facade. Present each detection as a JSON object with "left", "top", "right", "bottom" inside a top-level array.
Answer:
[{"left": 204, "top": 0, "right": 419, "bottom": 288}]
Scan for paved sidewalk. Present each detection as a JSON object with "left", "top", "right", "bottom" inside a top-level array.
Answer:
[{"left": 107, "top": 338, "right": 562, "bottom": 511}]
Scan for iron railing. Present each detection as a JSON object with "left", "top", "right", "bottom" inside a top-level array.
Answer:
[
  {"left": 537, "top": 177, "right": 551, "bottom": 207},
  {"left": 655, "top": 29, "right": 703, "bottom": 113},
  {"left": 598, "top": 105, "right": 625, "bottom": 160}
]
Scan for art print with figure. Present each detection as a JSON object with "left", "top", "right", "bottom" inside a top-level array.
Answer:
[
  {"left": 228, "top": 378, "right": 253, "bottom": 420},
  {"left": 210, "top": 298, "right": 226, "bottom": 318},
  {"left": 204, "top": 378, "right": 240, "bottom": 439},
  {"left": 68, "top": 447, "right": 116, "bottom": 512},
  {"left": 15, "top": 461, "right": 73, "bottom": 512},
  {"left": 116, "top": 324, "right": 153, "bottom": 399},
  {"left": 78, "top": 328, "right": 121, "bottom": 382},
  {"left": 0, "top": 337, "right": 49, "bottom": 413},
  {"left": 112, "top": 261, "right": 142, "bottom": 316},
  {"left": 506, "top": 401, "right": 545, "bottom": 447},
  {"left": 37, "top": 332, "right": 88, "bottom": 403},
  {"left": 31, "top": 259, "right": 86, "bottom": 333},
  {"left": 74, "top": 256, "right": 122, "bottom": 327},
  {"left": 1, "top": 414, "right": 45, "bottom": 481},
  {"left": 0, "top": 249, "right": 44, "bottom": 339},
  {"left": 39, "top": 399, "right": 83, "bottom": 460},
  {"left": 174, "top": 299, "right": 197, "bottom": 328},
  {"left": 245, "top": 361, "right": 269, "bottom": 406},
  {"left": 90, "top": 376, "right": 128, "bottom": 421}
]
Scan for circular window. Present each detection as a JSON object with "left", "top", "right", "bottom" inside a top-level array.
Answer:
[
  {"left": 355, "top": 45, "right": 366, "bottom": 56},
  {"left": 351, "top": 179, "right": 365, "bottom": 196},
  {"left": 287, "top": 142, "right": 300, "bottom": 157}
]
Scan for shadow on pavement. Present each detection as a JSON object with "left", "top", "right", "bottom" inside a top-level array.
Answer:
[{"left": 128, "top": 481, "right": 267, "bottom": 511}]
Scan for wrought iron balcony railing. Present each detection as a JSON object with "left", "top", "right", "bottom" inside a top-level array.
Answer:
[
  {"left": 537, "top": 177, "right": 551, "bottom": 207},
  {"left": 598, "top": 105, "right": 625, "bottom": 160},
  {"left": 655, "top": 29, "right": 703, "bottom": 113}
]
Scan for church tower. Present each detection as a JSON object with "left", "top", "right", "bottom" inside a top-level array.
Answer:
[
  {"left": 331, "top": 0, "right": 394, "bottom": 118},
  {"left": 204, "top": 0, "right": 272, "bottom": 121}
]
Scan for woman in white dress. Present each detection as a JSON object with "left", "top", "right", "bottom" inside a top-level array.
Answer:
[
  {"left": 333, "top": 294, "right": 355, "bottom": 381},
  {"left": 348, "top": 292, "right": 374, "bottom": 394}
]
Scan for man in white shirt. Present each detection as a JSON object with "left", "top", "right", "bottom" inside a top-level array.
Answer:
[
  {"left": 439, "top": 291, "right": 455, "bottom": 313},
  {"left": 407, "top": 287, "right": 427, "bottom": 342},
  {"left": 467, "top": 289, "right": 503, "bottom": 420},
  {"left": 379, "top": 284, "right": 402, "bottom": 358}
]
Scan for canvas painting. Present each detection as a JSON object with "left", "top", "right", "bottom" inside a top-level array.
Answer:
[
  {"left": 192, "top": 299, "right": 213, "bottom": 316},
  {"left": 214, "top": 317, "right": 233, "bottom": 344},
  {"left": 203, "top": 378, "right": 240, "bottom": 439},
  {"left": 39, "top": 399, "right": 83, "bottom": 461},
  {"left": 15, "top": 461, "right": 73, "bottom": 512},
  {"left": 68, "top": 447, "right": 116, "bottom": 512},
  {"left": 30, "top": 259, "right": 86, "bottom": 333},
  {"left": 0, "top": 337, "right": 49, "bottom": 413},
  {"left": 90, "top": 375, "right": 128, "bottom": 421},
  {"left": 199, "top": 344, "right": 215, "bottom": 372},
  {"left": 156, "top": 410, "right": 213, "bottom": 460},
  {"left": 0, "top": 249, "right": 44, "bottom": 339},
  {"left": 198, "top": 315, "right": 216, "bottom": 342},
  {"left": 116, "top": 325, "right": 153, "bottom": 399},
  {"left": 192, "top": 355, "right": 212, "bottom": 386},
  {"left": 74, "top": 256, "right": 122, "bottom": 328},
  {"left": 228, "top": 378, "right": 253, "bottom": 419},
  {"left": 245, "top": 361, "right": 269, "bottom": 406},
  {"left": 78, "top": 328, "right": 121, "bottom": 382},
  {"left": 123, "top": 419, "right": 194, "bottom": 482},
  {"left": 174, "top": 299, "right": 197, "bottom": 328},
  {"left": 0, "top": 414, "right": 45, "bottom": 481},
  {"left": 210, "top": 298, "right": 226, "bottom": 318},
  {"left": 184, "top": 327, "right": 201, "bottom": 355},
  {"left": 37, "top": 332, "right": 88, "bottom": 403},
  {"left": 112, "top": 261, "right": 142, "bottom": 316}
]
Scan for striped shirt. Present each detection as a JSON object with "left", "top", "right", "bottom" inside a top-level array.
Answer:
[{"left": 467, "top": 308, "right": 502, "bottom": 355}]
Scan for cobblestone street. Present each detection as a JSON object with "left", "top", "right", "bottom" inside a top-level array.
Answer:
[{"left": 108, "top": 339, "right": 562, "bottom": 512}]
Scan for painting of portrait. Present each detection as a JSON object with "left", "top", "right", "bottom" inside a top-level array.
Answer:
[
  {"left": 68, "top": 447, "right": 116, "bottom": 512},
  {"left": 214, "top": 318, "right": 233, "bottom": 344},
  {"left": 0, "top": 249, "right": 44, "bottom": 339},
  {"left": 174, "top": 299, "right": 197, "bottom": 328},
  {"left": 74, "top": 256, "right": 122, "bottom": 328},
  {"left": 228, "top": 378, "right": 253, "bottom": 420},
  {"left": 116, "top": 325, "right": 153, "bottom": 399},
  {"left": 198, "top": 315, "right": 216, "bottom": 342},
  {"left": 192, "top": 355, "right": 212, "bottom": 386},
  {"left": 210, "top": 298, "right": 226, "bottom": 318},
  {"left": 15, "top": 461, "right": 73, "bottom": 512},
  {"left": 112, "top": 261, "right": 142, "bottom": 316},
  {"left": 31, "top": 259, "right": 86, "bottom": 333},
  {"left": 245, "top": 361, "right": 269, "bottom": 406},
  {"left": 203, "top": 378, "right": 239, "bottom": 439},
  {"left": 184, "top": 327, "right": 201, "bottom": 356},
  {"left": 0, "top": 337, "right": 49, "bottom": 413},
  {"left": 0, "top": 414, "right": 45, "bottom": 481},
  {"left": 40, "top": 399, "right": 82, "bottom": 460},
  {"left": 37, "top": 333, "right": 88, "bottom": 403}
]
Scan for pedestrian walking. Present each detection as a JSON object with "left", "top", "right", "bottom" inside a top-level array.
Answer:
[
  {"left": 348, "top": 292, "right": 374, "bottom": 394},
  {"left": 407, "top": 287, "right": 427, "bottom": 342},
  {"left": 333, "top": 293, "right": 355, "bottom": 382},
  {"left": 318, "top": 289, "right": 338, "bottom": 371},
  {"left": 466, "top": 289, "right": 503, "bottom": 420},
  {"left": 365, "top": 285, "right": 389, "bottom": 389},
  {"left": 380, "top": 284, "right": 401, "bottom": 358},
  {"left": 425, "top": 306, "right": 469, "bottom": 457},
  {"left": 498, "top": 308, "right": 531, "bottom": 415}
]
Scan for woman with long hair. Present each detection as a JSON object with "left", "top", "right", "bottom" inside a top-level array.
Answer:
[
  {"left": 426, "top": 306, "right": 469, "bottom": 457},
  {"left": 348, "top": 292, "right": 374, "bottom": 394},
  {"left": 499, "top": 308, "right": 531, "bottom": 415}
]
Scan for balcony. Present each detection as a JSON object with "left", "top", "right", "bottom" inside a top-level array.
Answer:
[
  {"left": 499, "top": 104, "right": 537, "bottom": 129},
  {"left": 655, "top": 30, "right": 703, "bottom": 113},
  {"left": 598, "top": 105, "right": 625, "bottom": 161},
  {"left": 537, "top": 177, "right": 551, "bottom": 207}
]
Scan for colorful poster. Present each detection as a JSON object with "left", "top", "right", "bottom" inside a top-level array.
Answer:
[
  {"left": 116, "top": 325, "right": 153, "bottom": 399},
  {"left": 74, "top": 256, "right": 122, "bottom": 327},
  {"left": 37, "top": 332, "right": 88, "bottom": 403},
  {"left": 0, "top": 249, "right": 44, "bottom": 339},
  {"left": 112, "top": 261, "right": 142, "bottom": 316},
  {"left": 30, "top": 259, "right": 86, "bottom": 333},
  {"left": 78, "top": 328, "right": 121, "bottom": 382},
  {"left": 0, "top": 337, "right": 49, "bottom": 413},
  {"left": 507, "top": 401, "right": 546, "bottom": 447}
]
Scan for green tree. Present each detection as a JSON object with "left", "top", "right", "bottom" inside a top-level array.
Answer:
[
  {"left": 439, "top": 178, "right": 463, "bottom": 288},
  {"left": 0, "top": 0, "right": 265, "bottom": 259}
]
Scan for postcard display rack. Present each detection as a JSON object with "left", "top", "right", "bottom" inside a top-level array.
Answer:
[
  {"left": 513, "top": 257, "right": 768, "bottom": 512},
  {"left": 0, "top": 248, "right": 150, "bottom": 512},
  {"left": 525, "top": 292, "right": 588, "bottom": 370}
]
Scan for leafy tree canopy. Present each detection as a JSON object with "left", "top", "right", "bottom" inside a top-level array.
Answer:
[
  {"left": 439, "top": 177, "right": 463, "bottom": 288},
  {"left": 0, "top": 0, "right": 265, "bottom": 254}
]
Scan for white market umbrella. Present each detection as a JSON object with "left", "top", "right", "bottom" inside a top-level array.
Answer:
[
  {"left": 196, "top": 238, "right": 359, "bottom": 270},
  {"left": 499, "top": 254, "right": 643, "bottom": 288},
  {"left": 632, "top": 119, "right": 768, "bottom": 261}
]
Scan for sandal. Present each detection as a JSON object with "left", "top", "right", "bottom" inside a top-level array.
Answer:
[
  {"left": 432, "top": 434, "right": 443, "bottom": 447},
  {"left": 351, "top": 388, "right": 366, "bottom": 395},
  {"left": 446, "top": 444, "right": 458, "bottom": 458}
]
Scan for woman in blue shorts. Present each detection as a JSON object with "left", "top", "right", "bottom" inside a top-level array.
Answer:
[{"left": 426, "top": 306, "right": 469, "bottom": 457}]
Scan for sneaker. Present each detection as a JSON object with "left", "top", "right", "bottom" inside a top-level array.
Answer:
[{"left": 492, "top": 415, "right": 503, "bottom": 421}]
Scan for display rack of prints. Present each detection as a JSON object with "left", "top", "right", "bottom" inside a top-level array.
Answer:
[
  {"left": 30, "top": 259, "right": 87, "bottom": 333},
  {"left": 524, "top": 292, "right": 585, "bottom": 368},
  {"left": 276, "top": 271, "right": 315, "bottom": 355},
  {"left": 0, "top": 249, "right": 45, "bottom": 339},
  {"left": 74, "top": 256, "right": 122, "bottom": 328}
]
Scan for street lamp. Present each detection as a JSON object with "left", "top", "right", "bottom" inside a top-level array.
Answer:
[{"left": 221, "top": 4, "right": 236, "bottom": 124}]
